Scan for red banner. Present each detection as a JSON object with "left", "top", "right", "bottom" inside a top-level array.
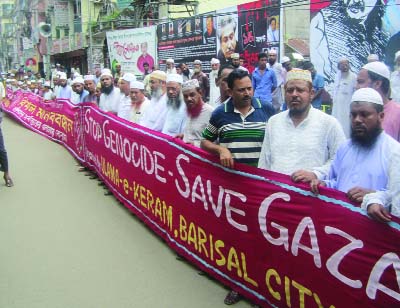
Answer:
[{"left": 3, "top": 91, "right": 400, "bottom": 308}]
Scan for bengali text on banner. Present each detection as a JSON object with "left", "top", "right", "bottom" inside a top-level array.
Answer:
[{"left": 2, "top": 90, "right": 400, "bottom": 308}]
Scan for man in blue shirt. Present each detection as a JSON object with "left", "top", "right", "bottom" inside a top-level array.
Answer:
[
  {"left": 252, "top": 52, "right": 277, "bottom": 104},
  {"left": 303, "top": 61, "right": 326, "bottom": 109},
  {"left": 310, "top": 88, "right": 400, "bottom": 208}
]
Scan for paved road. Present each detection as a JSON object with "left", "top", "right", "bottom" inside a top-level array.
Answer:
[{"left": 0, "top": 116, "right": 253, "bottom": 308}]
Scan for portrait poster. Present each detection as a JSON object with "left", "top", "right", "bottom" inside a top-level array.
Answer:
[
  {"left": 309, "top": 0, "right": 400, "bottom": 86},
  {"left": 157, "top": 15, "right": 217, "bottom": 72},
  {"left": 106, "top": 26, "right": 157, "bottom": 76},
  {"left": 237, "top": 0, "right": 280, "bottom": 73}
]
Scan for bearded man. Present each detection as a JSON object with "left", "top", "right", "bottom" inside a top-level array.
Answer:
[
  {"left": 139, "top": 70, "right": 168, "bottom": 131},
  {"left": 311, "top": 88, "right": 400, "bottom": 213},
  {"left": 99, "top": 69, "right": 121, "bottom": 114},
  {"left": 162, "top": 73, "right": 187, "bottom": 136},
  {"left": 179, "top": 79, "right": 214, "bottom": 147}
]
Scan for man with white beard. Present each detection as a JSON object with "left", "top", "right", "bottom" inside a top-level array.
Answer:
[
  {"left": 209, "top": 58, "right": 220, "bottom": 106},
  {"left": 139, "top": 70, "right": 168, "bottom": 131},
  {"left": 166, "top": 58, "right": 177, "bottom": 75},
  {"left": 162, "top": 73, "right": 187, "bottom": 136},
  {"left": 99, "top": 68, "right": 121, "bottom": 115},
  {"left": 116, "top": 72, "right": 136, "bottom": 118}
]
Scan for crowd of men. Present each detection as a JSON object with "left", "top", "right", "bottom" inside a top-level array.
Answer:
[{"left": 2, "top": 50, "right": 400, "bottom": 306}]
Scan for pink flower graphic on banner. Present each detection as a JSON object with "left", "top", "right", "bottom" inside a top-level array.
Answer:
[{"left": 113, "top": 42, "right": 140, "bottom": 60}]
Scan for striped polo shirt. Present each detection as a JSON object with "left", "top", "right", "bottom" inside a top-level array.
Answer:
[{"left": 202, "top": 97, "right": 275, "bottom": 166}]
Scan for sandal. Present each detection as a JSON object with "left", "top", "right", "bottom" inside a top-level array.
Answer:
[
  {"left": 224, "top": 290, "right": 241, "bottom": 305},
  {"left": 4, "top": 175, "right": 13, "bottom": 187}
]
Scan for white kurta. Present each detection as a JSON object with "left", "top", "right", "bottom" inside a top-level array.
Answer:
[
  {"left": 161, "top": 102, "right": 187, "bottom": 136},
  {"left": 209, "top": 70, "right": 219, "bottom": 107},
  {"left": 183, "top": 103, "right": 214, "bottom": 147},
  {"left": 361, "top": 135, "right": 400, "bottom": 217},
  {"left": 331, "top": 71, "right": 356, "bottom": 137},
  {"left": 139, "top": 93, "right": 168, "bottom": 132},
  {"left": 258, "top": 107, "right": 346, "bottom": 179},
  {"left": 99, "top": 87, "right": 121, "bottom": 114},
  {"left": 391, "top": 70, "right": 400, "bottom": 102},
  {"left": 117, "top": 98, "right": 150, "bottom": 124}
]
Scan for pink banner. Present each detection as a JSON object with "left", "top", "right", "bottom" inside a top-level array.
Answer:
[{"left": 3, "top": 92, "right": 400, "bottom": 308}]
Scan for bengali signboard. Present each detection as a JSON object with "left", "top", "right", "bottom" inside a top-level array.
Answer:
[
  {"left": 3, "top": 91, "right": 400, "bottom": 308},
  {"left": 106, "top": 26, "right": 157, "bottom": 76},
  {"left": 54, "top": 0, "right": 70, "bottom": 27}
]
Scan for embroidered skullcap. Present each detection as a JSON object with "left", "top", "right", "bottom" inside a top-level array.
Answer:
[
  {"left": 362, "top": 62, "right": 390, "bottom": 80},
  {"left": 367, "top": 54, "right": 379, "bottom": 62},
  {"left": 130, "top": 81, "right": 145, "bottom": 90},
  {"left": 72, "top": 76, "right": 85, "bottom": 85},
  {"left": 58, "top": 72, "right": 67, "bottom": 80},
  {"left": 150, "top": 70, "right": 167, "bottom": 81},
  {"left": 211, "top": 58, "right": 220, "bottom": 65},
  {"left": 231, "top": 53, "right": 239, "bottom": 59},
  {"left": 121, "top": 72, "right": 136, "bottom": 83},
  {"left": 166, "top": 73, "right": 183, "bottom": 84},
  {"left": 281, "top": 56, "right": 290, "bottom": 64},
  {"left": 84, "top": 75, "right": 96, "bottom": 81},
  {"left": 166, "top": 58, "right": 174, "bottom": 64},
  {"left": 286, "top": 69, "right": 312, "bottom": 83},
  {"left": 44, "top": 81, "right": 51, "bottom": 87},
  {"left": 351, "top": 88, "right": 383, "bottom": 105},
  {"left": 182, "top": 79, "right": 199, "bottom": 92},
  {"left": 100, "top": 68, "right": 113, "bottom": 78},
  {"left": 194, "top": 59, "right": 202, "bottom": 65},
  {"left": 395, "top": 51, "right": 400, "bottom": 61}
]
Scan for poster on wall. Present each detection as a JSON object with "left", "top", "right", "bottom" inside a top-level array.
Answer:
[
  {"left": 157, "top": 14, "right": 217, "bottom": 72},
  {"left": 237, "top": 0, "right": 280, "bottom": 73},
  {"left": 310, "top": 0, "right": 400, "bottom": 86},
  {"left": 106, "top": 26, "right": 157, "bottom": 76}
]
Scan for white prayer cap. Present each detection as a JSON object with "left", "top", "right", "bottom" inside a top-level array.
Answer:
[
  {"left": 18, "top": 81, "right": 23, "bottom": 85},
  {"left": 193, "top": 59, "right": 202, "bottom": 65},
  {"left": 182, "top": 79, "right": 199, "bottom": 92},
  {"left": 27, "top": 81, "right": 31, "bottom": 85},
  {"left": 395, "top": 51, "right": 400, "bottom": 61},
  {"left": 72, "top": 76, "right": 85, "bottom": 85},
  {"left": 9, "top": 73, "right": 15, "bottom": 77},
  {"left": 281, "top": 56, "right": 290, "bottom": 64},
  {"left": 5, "top": 79, "right": 10, "bottom": 83},
  {"left": 58, "top": 72, "right": 67, "bottom": 80},
  {"left": 84, "top": 74, "right": 96, "bottom": 81},
  {"left": 130, "top": 81, "right": 145, "bottom": 90},
  {"left": 269, "top": 49, "right": 277, "bottom": 55},
  {"left": 56, "top": 63, "right": 61, "bottom": 66},
  {"left": 351, "top": 88, "right": 383, "bottom": 105},
  {"left": 44, "top": 81, "right": 51, "bottom": 87},
  {"left": 100, "top": 68, "right": 113, "bottom": 78},
  {"left": 367, "top": 54, "right": 379, "bottom": 62},
  {"left": 150, "top": 70, "right": 167, "bottom": 81},
  {"left": 338, "top": 56, "right": 349, "bottom": 63},
  {"left": 121, "top": 72, "right": 136, "bottom": 83},
  {"left": 362, "top": 62, "right": 390, "bottom": 80},
  {"left": 166, "top": 73, "right": 183, "bottom": 84},
  {"left": 31, "top": 79, "right": 37, "bottom": 83},
  {"left": 24, "top": 76, "right": 28, "bottom": 79},
  {"left": 211, "top": 58, "right": 220, "bottom": 65},
  {"left": 73, "top": 72, "right": 81, "bottom": 78},
  {"left": 166, "top": 58, "right": 174, "bottom": 63}
]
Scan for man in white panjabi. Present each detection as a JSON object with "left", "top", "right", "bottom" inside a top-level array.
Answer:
[
  {"left": 331, "top": 57, "right": 356, "bottom": 137},
  {"left": 116, "top": 72, "right": 136, "bottom": 117},
  {"left": 178, "top": 79, "right": 214, "bottom": 147},
  {"left": 162, "top": 73, "right": 187, "bottom": 136},
  {"left": 117, "top": 81, "right": 150, "bottom": 124},
  {"left": 258, "top": 69, "right": 346, "bottom": 183},
  {"left": 99, "top": 68, "right": 121, "bottom": 114},
  {"left": 209, "top": 58, "right": 220, "bottom": 106},
  {"left": 139, "top": 70, "right": 168, "bottom": 131}
]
